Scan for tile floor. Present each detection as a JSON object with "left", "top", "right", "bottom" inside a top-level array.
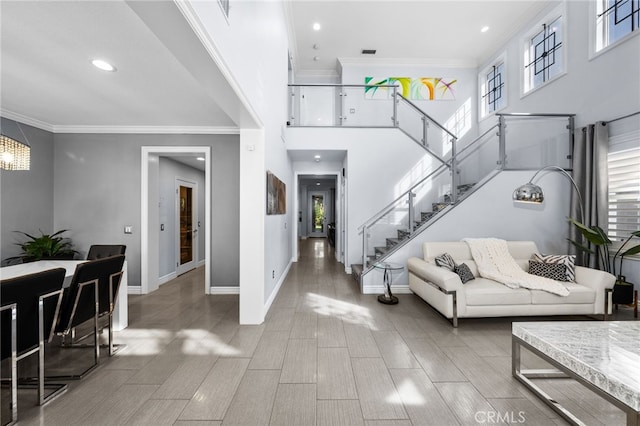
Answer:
[{"left": 5, "top": 238, "right": 637, "bottom": 425}]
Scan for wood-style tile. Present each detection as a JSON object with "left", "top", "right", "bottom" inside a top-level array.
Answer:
[
  {"left": 351, "top": 358, "right": 408, "bottom": 420},
  {"left": 372, "top": 330, "right": 421, "bottom": 369},
  {"left": 222, "top": 370, "right": 280, "bottom": 426},
  {"left": 248, "top": 331, "right": 290, "bottom": 370},
  {"left": 317, "top": 347, "right": 358, "bottom": 399},
  {"left": 269, "top": 383, "right": 316, "bottom": 426},
  {"left": 316, "top": 400, "right": 365, "bottom": 426},
  {"left": 344, "top": 324, "right": 382, "bottom": 358},
  {"left": 279, "top": 338, "right": 317, "bottom": 383}
]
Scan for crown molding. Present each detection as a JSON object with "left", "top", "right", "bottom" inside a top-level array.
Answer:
[
  {"left": 1, "top": 110, "right": 239, "bottom": 134},
  {"left": 1, "top": 110, "right": 55, "bottom": 132},
  {"left": 53, "top": 125, "right": 240, "bottom": 135},
  {"left": 337, "top": 57, "right": 478, "bottom": 68},
  {"left": 295, "top": 69, "right": 340, "bottom": 77}
]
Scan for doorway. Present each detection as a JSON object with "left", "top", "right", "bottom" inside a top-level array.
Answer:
[
  {"left": 309, "top": 191, "right": 327, "bottom": 237},
  {"left": 141, "top": 146, "right": 211, "bottom": 295},
  {"left": 176, "top": 178, "right": 197, "bottom": 276}
]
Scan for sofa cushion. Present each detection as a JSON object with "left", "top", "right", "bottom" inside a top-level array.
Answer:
[
  {"left": 463, "top": 278, "right": 532, "bottom": 306},
  {"left": 530, "top": 283, "right": 596, "bottom": 304}
]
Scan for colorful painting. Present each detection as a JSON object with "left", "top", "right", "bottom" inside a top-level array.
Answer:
[
  {"left": 364, "top": 77, "right": 391, "bottom": 99},
  {"left": 365, "top": 76, "right": 457, "bottom": 100},
  {"left": 267, "top": 171, "right": 286, "bottom": 215}
]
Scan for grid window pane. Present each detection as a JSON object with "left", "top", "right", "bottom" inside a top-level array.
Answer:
[{"left": 598, "top": 0, "right": 639, "bottom": 51}]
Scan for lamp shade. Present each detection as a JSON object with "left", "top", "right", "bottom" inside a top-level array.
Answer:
[
  {"left": 0, "top": 121, "right": 31, "bottom": 171},
  {"left": 513, "top": 182, "right": 544, "bottom": 203}
]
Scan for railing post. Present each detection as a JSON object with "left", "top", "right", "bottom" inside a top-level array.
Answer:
[
  {"left": 422, "top": 116, "right": 429, "bottom": 148},
  {"left": 498, "top": 115, "right": 506, "bottom": 169},
  {"left": 362, "top": 225, "right": 367, "bottom": 268},
  {"left": 392, "top": 87, "right": 398, "bottom": 127},
  {"left": 567, "top": 116, "right": 575, "bottom": 169},
  {"left": 408, "top": 192, "right": 415, "bottom": 233},
  {"left": 450, "top": 137, "right": 458, "bottom": 203}
]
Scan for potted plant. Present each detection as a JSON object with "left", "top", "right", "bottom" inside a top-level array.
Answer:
[
  {"left": 8, "top": 229, "right": 78, "bottom": 263},
  {"left": 569, "top": 218, "right": 639, "bottom": 305}
]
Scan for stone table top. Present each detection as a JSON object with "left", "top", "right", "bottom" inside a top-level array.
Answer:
[{"left": 512, "top": 321, "right": 640, "bottom": 411}]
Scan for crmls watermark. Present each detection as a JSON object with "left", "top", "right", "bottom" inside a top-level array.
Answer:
[{"left": 474, "top": 410, "right": 526, "bottom": 424}]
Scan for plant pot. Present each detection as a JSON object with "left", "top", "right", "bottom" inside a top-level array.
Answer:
[{"left": 612, "top": 278, "right": 635, "bottom": 305}]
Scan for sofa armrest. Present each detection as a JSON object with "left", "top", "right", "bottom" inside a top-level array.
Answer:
[
  {"left": 407, "top": 257, "right": 464, "bottom": 293},
  {"left": 574, "top": 266, "right": 616, "bottom": 315}
]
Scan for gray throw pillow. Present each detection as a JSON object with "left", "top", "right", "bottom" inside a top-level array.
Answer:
[
  {"left": 454, "top": 263, "right": 475, "bottom": 283},
  {"left": 434, "top": 253, "right": 457, "bottom": 271}
]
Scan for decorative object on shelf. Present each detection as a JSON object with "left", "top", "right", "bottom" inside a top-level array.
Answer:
[
  {"left": 513, "top": 165, "right": 584, "bottom": 223},
  {"left": 0, "top": 120, "right": 31, "bottom": 171},
  {"left": 266, "top": 171, "right": 286, "bottom": 215},
  {"left": 7, "top": 230, "right": 77, "bottom": 263}
]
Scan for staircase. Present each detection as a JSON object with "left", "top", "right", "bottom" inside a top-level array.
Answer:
[{"left": 351, "top": 182, "right": 475, "bottom": 282}]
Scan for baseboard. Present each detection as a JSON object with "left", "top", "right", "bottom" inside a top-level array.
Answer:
[
  {"left": 128, "top": 286, "right": 143, "bottom": 295},
  {"left": 361, "top": 284, "right": 412, "bottom": 295},
  {"left": 345, "top": 266, "right": 352, "bottom": 274},
  {"left": 264, "top": 258, "right": 293, "bottom": 313},
  {"left": 209, "top": 286, "right": 240, "bottom": 295},
  {"left": 197, "top": 259, "right": 206, "bottom": 268},
  {"left": 158, "top": 272, "right": 177, "bottom": 286}
]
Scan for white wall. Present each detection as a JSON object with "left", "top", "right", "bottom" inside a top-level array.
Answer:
[
  {"left": 363, "top": 170, "right": 572, "bottom": 291},
  {"left": 158, "top": 158, "right": 206, "bottom": 278},
  {"left": 286, "top": 127, "right": 437, "bottom": 269},
  {"left": 187, "top": 1, "right": 293, "bottom": 322},
  {"left": 478, "top": 1, "right": 640, "bottom": 128}
]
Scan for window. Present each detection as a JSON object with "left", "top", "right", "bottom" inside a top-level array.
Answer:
[
  {"left": 479, "top": 56, "right": 506, "bottom": 118},
  {"left": 523, "top": 9, "right": 565, "bottom": 94},
  {"left": 608, "top": 131, "right": 640, "bottom": 247},
  {"left": 595, "top": 0, "right": 639, "bottom": 52}
]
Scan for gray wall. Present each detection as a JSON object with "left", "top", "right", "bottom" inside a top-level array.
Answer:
[
  {"left": 1, "top": 118, "right": 55, "bottom": 262},
  {"left": 158, "top": 157, "right": 206, "bottom": 278},
  {"left": 53, "top": 133, "right": 240, "bottom": 287}
]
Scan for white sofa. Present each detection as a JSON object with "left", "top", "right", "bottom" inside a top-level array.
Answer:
[{"left": 407, "top": 241, "right": 616, "bottom": 327}]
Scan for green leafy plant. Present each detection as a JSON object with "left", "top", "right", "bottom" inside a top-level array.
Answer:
[
  {"left": 10, "top": 229, "right": 77, "bottom": 262},
  {"left": 569, "top": 218, "right": 640, "bottom": 279},
  {"left": 568, "top": 217, "right": 612, "bottom": 274}
]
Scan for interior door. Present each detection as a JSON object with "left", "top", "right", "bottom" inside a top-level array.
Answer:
[
  {"left": 176, "top": 179, "right": 197, "bottom": 275},
  {"left": 309, "top": 191, "right": 327, "bottom": 237}
]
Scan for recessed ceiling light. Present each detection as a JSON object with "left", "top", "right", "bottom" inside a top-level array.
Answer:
[
  {"left": 314, "top": 155, "right": 321, "bottom": 159},
  {"left": 480, "top": 26, "right": 490, "bottom": 33},
  {"left": 313, "top": 22, "right": 321, "bottom": 31},
  {"left": 313, "top": 56, "right": 320, "bottom": 61},
  {"left": 316, "top": 182, "right": 321, "bottom": 186},
  {"left": 313, "top": 44, "right": 320, "bottom": 50},
  {"left": 196, "top": 157, "right": 205, "bottom": 161},
  {"left": 91, "top": 59, "right": 116, "bottom": 72}
]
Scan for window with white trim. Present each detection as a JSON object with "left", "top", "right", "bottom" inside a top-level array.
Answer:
[
  {"left": 607, "top": 130, "right": 640, "bottom": 247},
  {"left": 596, "top": 0, "right": 639, "bottom": 52},
  {"left": 523, "top": 10, "right": 565, "bottom": 94},
  {"left": 479, "top": 56, "right": 506, "bottom": 118}
]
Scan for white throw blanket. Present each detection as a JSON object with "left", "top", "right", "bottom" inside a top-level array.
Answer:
[{"left": 463, "top": 238, "right": 569, "bottom": 297}]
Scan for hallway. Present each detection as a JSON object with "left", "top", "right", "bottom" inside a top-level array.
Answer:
[{"left": 13, "top": 238, "right": 629, "bottom": 425}]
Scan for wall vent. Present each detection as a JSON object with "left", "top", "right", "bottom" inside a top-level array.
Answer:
[{"left": 361, "top": 49, "right": 377, "bottom": 55}]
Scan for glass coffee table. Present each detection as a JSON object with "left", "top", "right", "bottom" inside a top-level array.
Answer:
[{"left": 372, "top": 261, "right": 404, "bottom": 305}]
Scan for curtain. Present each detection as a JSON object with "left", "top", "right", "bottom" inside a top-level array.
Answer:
[{"left": 570, "top": 122, "right": 609, "bottom": 268}]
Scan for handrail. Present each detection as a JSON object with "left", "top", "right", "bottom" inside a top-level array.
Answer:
[
  {"left": 496, "top": 112, "right": 576, "bottom": 117},
  {"left": 396, "top": 94, "right": 458, "bottom": 140},
  {"left": 288, "top": 84, "right": 398, "bottom": 88},
  {"left": 357, "top": 162, "right": 450, "bottom": 232}
]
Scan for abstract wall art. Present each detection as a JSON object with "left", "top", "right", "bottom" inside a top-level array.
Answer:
[
  {"left": 267, "top": 171, "right": 286, "bottom": 215},
  {"left": 365, "top": 76, "right": 457, "bottom": 100}
]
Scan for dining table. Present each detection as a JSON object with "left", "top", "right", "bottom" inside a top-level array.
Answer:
[{"left": 0, "top": 259, "right": 128, "bottom": 330}]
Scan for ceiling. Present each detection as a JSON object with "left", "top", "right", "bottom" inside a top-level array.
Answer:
[
  {"left": 287, "top": 1, "right": 552, "bottom": 77},
  {"left": 1, "top": 1, "right": 551, "bottom": 135}
]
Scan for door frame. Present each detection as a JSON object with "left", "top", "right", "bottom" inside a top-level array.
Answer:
[
  {"left": 176, "top": 178, "right": 198, "bottom": 276},
  {"left": 292, "top": 171, "right": 345, "bottom": 264},
  {"left": 308, "top": 190, "right": 328, "bottom": 238},
  {"left": 141, "top": 146, "right": 211, "bottom": 295}
]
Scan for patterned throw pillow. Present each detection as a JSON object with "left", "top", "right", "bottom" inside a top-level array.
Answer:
[
  {"left": 531, "top": 253, "right": 576, "bottom": 282},
  {"left": 454, "top": 263, "right": 475, "bottom": 284},
  {"left": 435, "top": 253, "right": 457, "bottom": 271},
  {"left": 528, "top": 260, "right": 568, "bottom": 281}
]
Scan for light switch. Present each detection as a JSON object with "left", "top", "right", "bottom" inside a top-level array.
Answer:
[{"left": 124, "top": 226, "right": 133, "bottom": 234}]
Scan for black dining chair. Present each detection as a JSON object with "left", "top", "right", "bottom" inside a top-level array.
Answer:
[
  {"left": 86, "top": 245, "right": 126, "bottom": 260},
  {"left": 1, "top": 267, "right": 68, "bottom": 424},
  {"left": 51, "top": 255, "right": 125, "bottom": 379}
]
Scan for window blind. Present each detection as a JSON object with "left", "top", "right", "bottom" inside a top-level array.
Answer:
[{"left": 608, "top": 143, "right": 640, "bottom": 244}]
